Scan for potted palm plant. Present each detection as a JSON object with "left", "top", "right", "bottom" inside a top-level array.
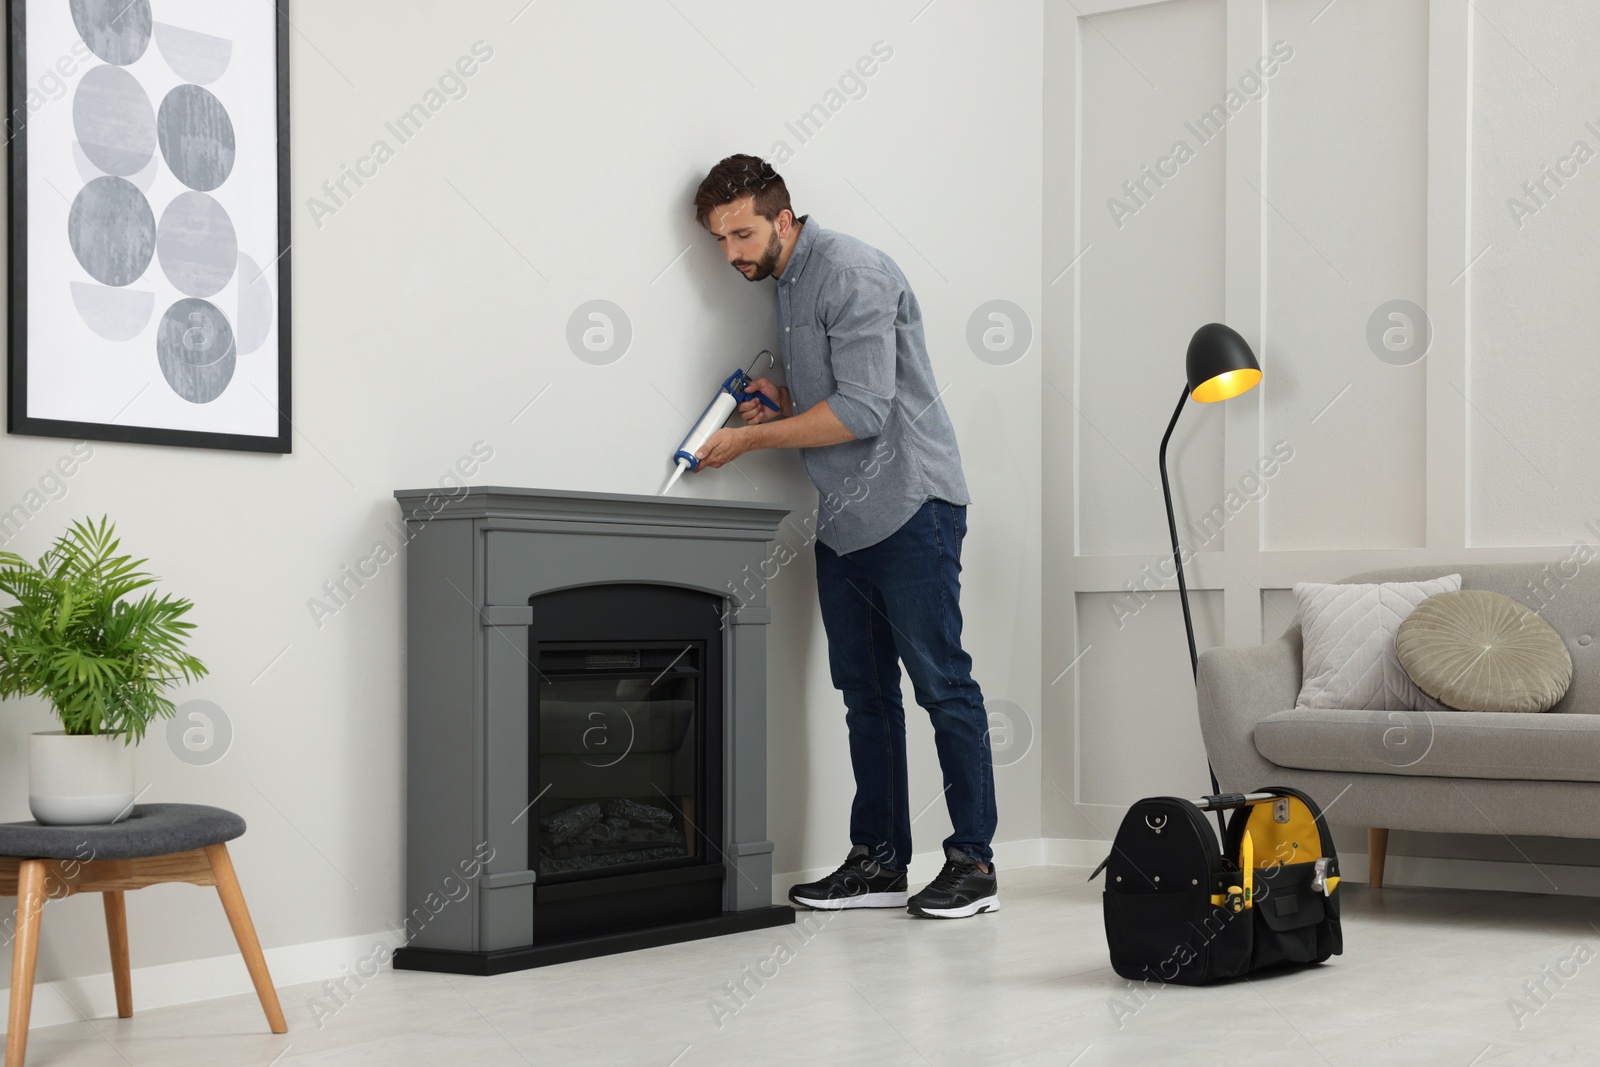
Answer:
[{"left": 0, "top": 516, "right": 207, "bottom": 824}]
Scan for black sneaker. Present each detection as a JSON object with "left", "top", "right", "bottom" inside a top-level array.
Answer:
[
  {"left": 907, "top": 847, "right": 999, "bottom": 918},
  {"left": 788, "top": 846, "right": 908, "bottom": 910}
]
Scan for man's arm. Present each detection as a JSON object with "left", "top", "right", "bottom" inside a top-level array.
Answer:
[
  {"left": 694, "top": 397, "right": 855, "bottom": 468},
  {"left": 751, "top": 400, "right": 856, "bottom": 448},
  {"left": 694, "top": 268, "right": 900, "bottom": 470},
  {"left": 815, "top": 267, "right": 900, "bottom": 441}
]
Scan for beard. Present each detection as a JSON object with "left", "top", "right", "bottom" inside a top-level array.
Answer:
[{"left": 734, "top": 227, "right": 783, "bottom": 281}]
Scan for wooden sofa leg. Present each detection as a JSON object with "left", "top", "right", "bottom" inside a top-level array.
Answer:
[
  {"left": 1369, "top": 827, "right": 1389, "bottom": 889},
  {"left": 103, "top": 890, "right": 133, "bottom": 1018},
  {"left": 204, "top": 843, "right": 288, "bottom": 1034},
  {"left": 8, "top": 859, "right": 48, "bottom": 1067}
]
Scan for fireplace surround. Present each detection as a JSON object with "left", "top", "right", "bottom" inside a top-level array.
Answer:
[{"left": 389, "top": 486, "right": 794, "bottom": 974}]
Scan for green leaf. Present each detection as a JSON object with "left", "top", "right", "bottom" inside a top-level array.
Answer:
[{"left": 0, "top": 516, "right": 206, "bottom": 738}]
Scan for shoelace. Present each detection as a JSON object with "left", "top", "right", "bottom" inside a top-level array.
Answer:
[
  {"left": 830, "top": 851, "right": 898, "bottom": 883},
  {"left": 924, "top": 857, "right": 977, "bottom": 893}
]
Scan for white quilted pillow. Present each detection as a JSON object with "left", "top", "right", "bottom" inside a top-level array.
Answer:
[{"left": 1293, "top": 575, "right": 1462, "bottom": 710}]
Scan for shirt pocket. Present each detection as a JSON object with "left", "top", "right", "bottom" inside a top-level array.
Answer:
[
  {"left": 783, "top": 323, "right": 830, "bottom": 397},
  {"left": 784, "top": 321, "right": 825, "bottom": 367},
  {"left": 784, "top": 321, "right": 820, "bottom": 352}
]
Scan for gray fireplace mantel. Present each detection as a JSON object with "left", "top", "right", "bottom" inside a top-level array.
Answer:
[{"left": 390, "top": 485, "right": 793, "bottom": 971}]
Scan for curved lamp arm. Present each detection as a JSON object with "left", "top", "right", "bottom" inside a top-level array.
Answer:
[
  {"left": 1158, "top": 383, "right": 1198, "bottom": 680},
  {"left": 1159, "top": 381, "right": 1223, "bottom": 831}
]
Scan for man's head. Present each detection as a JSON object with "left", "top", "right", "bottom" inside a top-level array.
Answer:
[{"left": 694, "top": 154, "right": 800, "bottom": 282}]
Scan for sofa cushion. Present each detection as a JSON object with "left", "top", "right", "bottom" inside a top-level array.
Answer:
[
  {"left": 1396, "top": 590, "right": 1572, "bottom": 713},
  {"left": 1294, "top": 574, "right": 1461, "bottom": 711},
  {"left": 1337, "top": 564, "right": 1600, "bottom": 715},
  {"left": 1254, "top": 707, "right": 1600, "bottom": 782}
]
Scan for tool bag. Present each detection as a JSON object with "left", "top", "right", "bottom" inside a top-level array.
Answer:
[{"left": 1092, "top": 786, "right": 1342, "bottom": 985}]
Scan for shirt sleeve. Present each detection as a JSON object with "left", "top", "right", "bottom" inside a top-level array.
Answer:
[{"left": 818, "top": 267, "right": 900, "bottom": 440}]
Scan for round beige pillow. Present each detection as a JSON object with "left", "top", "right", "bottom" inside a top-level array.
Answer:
[{"left": 1395, "top": 590, "right": 1572, "bottom": 713}]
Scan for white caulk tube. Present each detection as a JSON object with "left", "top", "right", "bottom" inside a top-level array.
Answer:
[{"left": 661, "top": 390, "right": 738, "bottom": 495}]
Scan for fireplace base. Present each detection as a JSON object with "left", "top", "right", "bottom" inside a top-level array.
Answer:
[{"left": 393, "top": 906, "right": 795, "bottom": 976}]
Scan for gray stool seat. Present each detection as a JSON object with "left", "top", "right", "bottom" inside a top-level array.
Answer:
[{"left": 0, "top": 803, "right": 245, "bottom": 860}]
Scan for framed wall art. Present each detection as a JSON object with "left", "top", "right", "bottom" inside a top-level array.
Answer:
[{"left": 7, "top": 0, "right": 291, "bottom": 452}]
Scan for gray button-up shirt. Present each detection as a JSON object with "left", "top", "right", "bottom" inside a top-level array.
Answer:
[{"left": 774, "top": 216, "right": 970, "bottom": 554}]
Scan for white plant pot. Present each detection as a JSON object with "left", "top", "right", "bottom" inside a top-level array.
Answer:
[{"left": 29, "top": 731, "right": 137, "bottom": 825}]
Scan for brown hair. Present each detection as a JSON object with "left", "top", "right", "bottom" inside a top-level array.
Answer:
[{"left": 693, "top": 154, "right": 794, "bottom": 228}]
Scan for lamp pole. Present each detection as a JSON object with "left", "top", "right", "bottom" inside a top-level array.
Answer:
[
  {"left": 1159, "top": 380, "right": 1223, "bottom": 832},
  {"left": 1158, "top": 383, "right": 1198, "bottom": 680}
]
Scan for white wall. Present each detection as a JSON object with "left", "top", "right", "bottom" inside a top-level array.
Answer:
[
  {"left": 1044, "top": 0, "right": 1600, "bottom": 870},
  {"left": 0, "top": 0, "right": 1042, "bottom": 999}
]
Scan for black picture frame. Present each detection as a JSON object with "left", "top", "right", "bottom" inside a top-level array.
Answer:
[{"left": 5, "top": 0, "right": 292, "bottom": 453}]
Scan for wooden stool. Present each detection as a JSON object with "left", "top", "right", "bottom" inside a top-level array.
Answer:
[{"left": 1, "top": 803, "right": 287, "bottom": 1066}]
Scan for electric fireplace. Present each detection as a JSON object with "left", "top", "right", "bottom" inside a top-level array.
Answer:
[{"left": 390, "top": 486, "right": 793, "bottom": 974}]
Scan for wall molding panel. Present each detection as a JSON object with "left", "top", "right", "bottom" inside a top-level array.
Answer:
[{"left": 1044, "top": 0, "right": 1598, "bottom": 874}]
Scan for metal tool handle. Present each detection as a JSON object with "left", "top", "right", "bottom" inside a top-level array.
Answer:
[{"left": 1193, "top": 792, "right": 1279, "bottom": 812}]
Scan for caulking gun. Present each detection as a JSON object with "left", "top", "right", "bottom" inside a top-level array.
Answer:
[{"left": 660, "top": 351, "right": 780, "bottom": 495}]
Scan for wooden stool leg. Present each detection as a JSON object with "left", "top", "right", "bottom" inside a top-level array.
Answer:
[
  {"left": 203, "top": 843, "right": 287, "bottom": 1034},
  {"left": 8, "top": 859, "right": 48, "bottom": 1067},
  {"left": 1369, "top": 827, "right": 1390, "bottom": 889},
  {"left": 102, "top": 890, "right": 133, "bottom": 1019}
]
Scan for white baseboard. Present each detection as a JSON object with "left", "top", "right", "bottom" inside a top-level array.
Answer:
[
  {"left": 0, "top": 928, "right": 401, "bottom": 1037},
  {"left": 1042, "top": 837, "right": 1113, "bottom": 868},
  {"left": 11, "top": 838, "right": 1600, "bottom": 1036}
]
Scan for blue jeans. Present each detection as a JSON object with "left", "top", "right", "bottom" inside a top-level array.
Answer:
[{"left": 814, "top": 498, "right": 997, "bottom": 870}]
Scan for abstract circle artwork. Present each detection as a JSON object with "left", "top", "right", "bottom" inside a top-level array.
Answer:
[
  {"left": 156, "top": 298, "right": 237, "bottom": 403},
  {"left": 72, "top": 63, "right": 156, "bottom": 176},
  {"left": 21, "top": 1, "right": 287, "bottom": 449},
  {"left": 69, "top": 0, "right": 152, "bottom": 66},
  {"left": 157, "top": 191, "right": 238, "bottom": 297},
  {"left": 157, "top": 84, "right": 236, "bottom": 192},
  {"left": 68, "top": 175, "right": 157, "bottom": 286}
]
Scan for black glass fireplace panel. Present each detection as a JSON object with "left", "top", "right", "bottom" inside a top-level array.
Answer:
[
  {"left": 527, "top": 582, "right": 725, "bottom": 918},
  {"left": 535, "top": 649, "right": 702, "bottom": 879}
]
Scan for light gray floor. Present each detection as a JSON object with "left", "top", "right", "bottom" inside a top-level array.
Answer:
[{"left": 17, "top": 865, "right": 1600, "bottom": 1066}]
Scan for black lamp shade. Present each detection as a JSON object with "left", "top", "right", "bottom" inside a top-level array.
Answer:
[{"left": 1186, "top": 322, "right": 1261, "bottom": 403}]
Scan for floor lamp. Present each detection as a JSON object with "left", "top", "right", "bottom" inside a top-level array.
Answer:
[{"left": 1158, "top": 322, "right": 1262, "bottom": 824}]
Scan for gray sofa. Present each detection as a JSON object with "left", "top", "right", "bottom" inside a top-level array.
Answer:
[{"left": 1196, "top": 563, "right": 1600, "bottom": 887}]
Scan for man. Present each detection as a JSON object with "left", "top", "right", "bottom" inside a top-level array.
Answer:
[{"left": 689, "top": 154, "right": 998, "bottom": 919}]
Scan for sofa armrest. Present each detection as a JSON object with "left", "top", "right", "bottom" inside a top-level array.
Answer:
[{"left": 1195, "top": 631, "right": 1302, "bottom": 792}]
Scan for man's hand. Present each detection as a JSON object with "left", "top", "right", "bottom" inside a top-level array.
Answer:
[
  {"left": 694, "top": 427, "right": 755, "bottom": 470},
  {"left": 737, "top": 378, "right": 791, "bottom": 424},
  {"left": 695, "top": 397, "right": 857, "bottom": 473}
]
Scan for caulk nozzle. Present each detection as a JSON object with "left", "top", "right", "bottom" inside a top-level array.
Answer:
[{"left": 660, "top": 459, "right": 689, "bottom": 496}]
